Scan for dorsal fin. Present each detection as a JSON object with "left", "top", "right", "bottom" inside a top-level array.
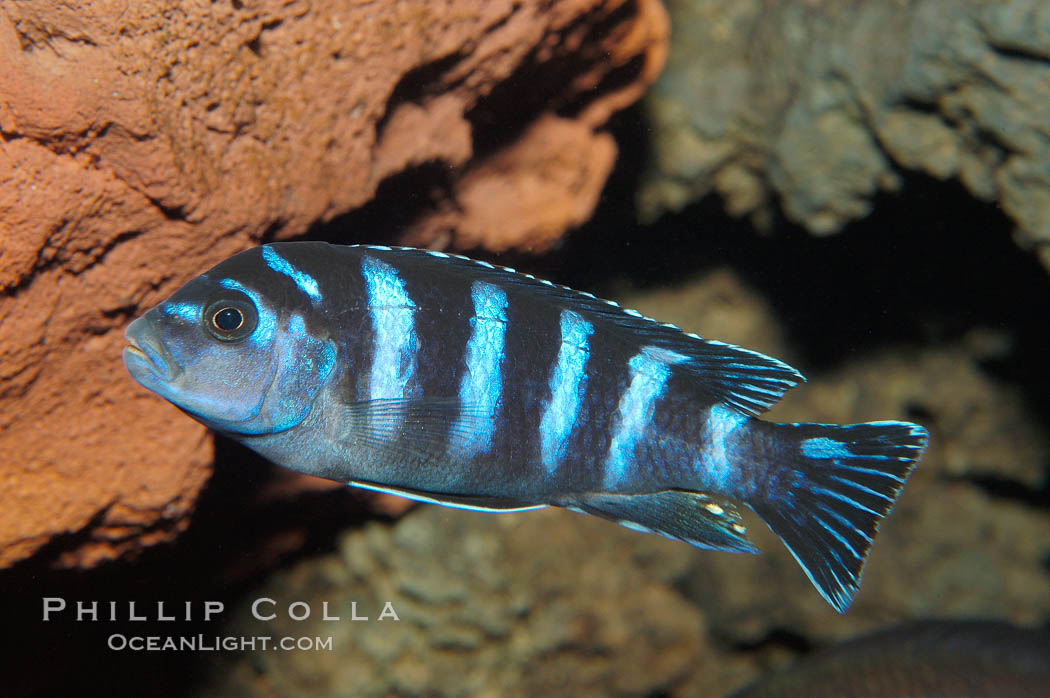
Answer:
[{"left": 349, "top": 245, "right": 805, "bottom": 415}]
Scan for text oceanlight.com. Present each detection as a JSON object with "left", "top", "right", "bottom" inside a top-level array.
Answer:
[{"left": 107, "top": 634, "right": 334, "bottom": 651}]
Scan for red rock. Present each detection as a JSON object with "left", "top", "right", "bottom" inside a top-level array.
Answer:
[
  {"left": 0, "top": 0, "right": 667, "bottom": 567},
  {"left": 407, "top": 114, "right": 619, "bottom": 252}
]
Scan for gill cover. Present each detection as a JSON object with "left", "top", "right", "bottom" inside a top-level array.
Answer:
[{"left": 252, "top": 313, "right": 337, "bottom": 434}]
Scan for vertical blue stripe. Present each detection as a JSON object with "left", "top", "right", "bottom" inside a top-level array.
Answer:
[
  {"left": 698, "top": 403, "right": 749, "bottom": 492},
  {"left": 604, "top": 346, "right": 688, "bottom": 489},
  {"left": 262, "top": 246, "right": 322, "bottom": 302},
  {"left": 361, "top": 256, "right": 418, "bottom": 402},
  {"left": 539, "top": 310, "right": 594, "bottom": 473},
  {"left": 450, "top": 281, "right": 508, "bottom": 458}
]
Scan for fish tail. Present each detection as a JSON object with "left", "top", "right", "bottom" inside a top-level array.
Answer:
[{"left": 749, "top": 421, "right": 928, "bottom": 612}]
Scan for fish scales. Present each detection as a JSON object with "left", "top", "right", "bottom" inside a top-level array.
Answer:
[
  {"left": 123, "top": 241, "right": 929, "bottom": 612},
  {"left": 286, "top": 243, "right": 676, "bottom": 499}
]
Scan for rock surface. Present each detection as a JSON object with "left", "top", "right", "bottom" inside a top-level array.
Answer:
[
  {"left": 641, "top": 0, "right": 1050, "bottom": 270},
  {"left": 208, "top": 506, "right": 712, "bottom": 698},
  {"left": 0, "top": 0, "right": 668, "bottom": 567}
]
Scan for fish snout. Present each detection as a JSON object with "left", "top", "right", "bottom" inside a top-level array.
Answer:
[{"left": 123, "top": 316, "right": 181, "bottom": 383}]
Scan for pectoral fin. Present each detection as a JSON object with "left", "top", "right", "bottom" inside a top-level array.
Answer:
[
  {"left": 330, "top": 397, "right": 540, "bottom": 511},
  {"left": 329, "top": 396, "right": 493, "bottom": 467}
]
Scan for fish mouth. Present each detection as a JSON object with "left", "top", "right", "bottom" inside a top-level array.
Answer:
[{"left": 123, "top": 318, "right": 180, "bottom": 383}]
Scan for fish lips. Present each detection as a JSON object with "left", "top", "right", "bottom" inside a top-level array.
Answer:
[{"left": 123, "top": 316, "right": 181, "bottom": 385}]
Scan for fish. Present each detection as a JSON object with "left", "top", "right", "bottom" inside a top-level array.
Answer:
[
  {"left": 123, "top": 241, "right": 928, "bottom": 612},
  {"left": 730, "top": 620, "right": 1050, "bottom": 697}
]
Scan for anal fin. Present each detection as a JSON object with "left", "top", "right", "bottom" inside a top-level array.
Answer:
[{"left": 571, "top": 490, "right": 758, "bottom": 553}]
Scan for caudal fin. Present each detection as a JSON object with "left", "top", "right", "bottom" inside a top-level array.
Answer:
[{"left": 750, "top": 421, "right": 928, "bottom": 612}]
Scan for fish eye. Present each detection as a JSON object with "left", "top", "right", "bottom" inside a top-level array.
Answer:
[
  {"left": 214, "top": 307, "right": 243, "bottom": 331},
  {"left": 203, "top": 297, "right": 258, "bottom": 342}
]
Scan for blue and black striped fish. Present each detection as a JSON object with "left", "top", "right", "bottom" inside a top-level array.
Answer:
[{"left": 123, "top": 242, "right": 928, "bottom": 611}]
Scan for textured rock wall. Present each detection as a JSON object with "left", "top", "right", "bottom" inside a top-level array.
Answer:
[
  {"left": 641, "top": 0, "right": 1050, "bottom": 269},
  {"left": 0, "top": 0, "right": 668, "bottom": 567},
  {"left": 210, "top": 507, "right": 708, "bottom": 697}
]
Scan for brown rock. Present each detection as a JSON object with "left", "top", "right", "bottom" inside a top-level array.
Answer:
[
  {"left": 0, "top": 0, "right": 668, "bottom": 567},
  {"left": 407, "top": 114, "right": 618, "bottom": 253}
]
